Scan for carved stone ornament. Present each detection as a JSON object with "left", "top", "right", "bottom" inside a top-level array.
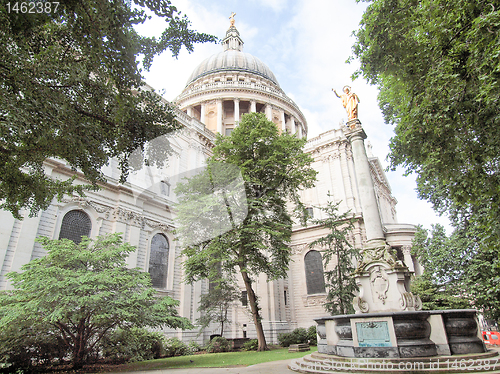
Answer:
[
  {"left": 401, "top": 245, "right": 412, "bottom": 256},
  {"left": 352, "top": 296, "right": 369, "bottom": 313},
  {"left": 61, "top": 197, "right": 112, "bottom": 216},
  {"left": 356, "top": 243, "right": 403, "bottom": 273},
  {"left": 400, "top": 292, "right": 423, "bottom": 311},
  {"left": 370, "top": 265, "right": 389, "bottom": 305},
  {"left": 302, "top": 294, "right": 326, "bottom": 307},
  {"left": 290, "top": 244, "right": 308, "bottom": 255}
]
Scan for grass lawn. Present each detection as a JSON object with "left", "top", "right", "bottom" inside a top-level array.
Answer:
[{"left": 111, "top": 346, "right": 317, "bottom": 372}]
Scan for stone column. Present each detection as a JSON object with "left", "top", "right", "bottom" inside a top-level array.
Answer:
[
  {"left": 345, "top": 121, "right": 385, "bottom": 243},
  {"left": 6, "top": 212, "right": 42, "bottom": 275},
  {"left": 297, "top": 123, "right": 302, "bottom": 138},
  {"left": 200, "top": 102, "right": 206, "bottom": 125},
  {"left": 402, "top": 245, "right": 415, "bottom": 272},
  {"left": 126, "top": 223, "right": 141, "bottom": 268},
  {"left": 234, "top": 98, "right": 240, "bottom": 125},
  {"left": 216, "top": 99, "right": 223, "bottom": 134},
  {"left": 186, "top": 106, "right": 193, "bottom": 117},
  {"left": 265, "top": 104, "right": 272, "bottom": 121},
  {"left": 346, "top": 120, "right": 420, "bottom": 314},
  {"left": 290, "top": 116, "right": 296, "bottom": 135},
  {"left": 250, "top": 100, "right": 256, "bottom": 113},
  {"left": 280, "top": 110, "right": 286, "bottom": 133}
]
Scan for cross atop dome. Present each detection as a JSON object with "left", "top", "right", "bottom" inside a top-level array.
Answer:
[{"left": 222, "top": 13, "right": 244, "bottom": 52}]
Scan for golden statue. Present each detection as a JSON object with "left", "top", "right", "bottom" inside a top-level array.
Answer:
[
  {"left": 333, "top": 86, "right": 360, "bottom": 121},
  {"left": 229, "top": 12, "right": 236, "bottom": 26}
]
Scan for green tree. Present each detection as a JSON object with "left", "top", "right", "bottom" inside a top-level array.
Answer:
[
  {"left": 309, "top": 198, "right": 359, "bottom": 315},
  {"left": 410, "top": 224, "right": 471, "bottom": 310},
  {"left": 352, "top": 0, "right": 500, "bottom": 219},
  {"left": 175, "top": 113, "right": 317, "bottom": 351},
  {"left": 352, "top": 0, "right": 500, "bottom": 320},
  {"left": 0, "top": 234, "right": 192, "bottom": 369},
  {"left": 196, "top": 281, "right": 240, "bottom": 337},
  {"left": 0, "top": 0, "right": 216, "bottom": 219}
]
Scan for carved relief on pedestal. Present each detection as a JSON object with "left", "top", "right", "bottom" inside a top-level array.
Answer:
[
  {"left": 353, "top": 296, "right": 369, "bottom": 313},
  {"left": 400, "top": 292, "right": 422, "bottom": 311},
  {"left": 357, "top": 243, "right": 401, "bottom": 273},
  {"left": 370, "top": 265, "right": 389, "bottom": 305}
]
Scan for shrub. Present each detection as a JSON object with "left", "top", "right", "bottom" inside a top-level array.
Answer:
[
  {"left": 206, "top": 336, "right": 230, "bottom": 353},
  {"left": 278, "top": 327, "right": 308, "bottom": 347},
  {"left": 0, "top": 322, "right": 69, "bottom": 372},
  {"left": 188, "top": 340, "right": 202, "bottom": 354},
  {"left": 241, "top": 339, "right": 258, "bottom": 351},
  {"left": 163, "top": 337, "right": 189, "bottom": 357},
  {"left": 100, "top": 327, "right": 165, "bottom": 363},
  {"left": 307, "top": 325, "right": 317, "bottom": 346}
]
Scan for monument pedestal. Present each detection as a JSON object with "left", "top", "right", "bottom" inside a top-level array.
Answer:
[
  {"left": 315, "top": 310, "right": 486, "bottom": 359},
  {"left": 352, "top": 241, "right": 421, "bottom": 314}
]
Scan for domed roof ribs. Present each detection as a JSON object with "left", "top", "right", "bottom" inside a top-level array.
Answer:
[{"left": 183, "top": 17, "right": 280, "bottom": 88}]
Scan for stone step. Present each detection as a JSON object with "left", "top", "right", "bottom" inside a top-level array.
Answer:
[
  {"left": 309, "top": 350, "right": 499, "bottom": 363},
  {"left": 289, "top": 351, "right": 500, "bottom": 373},
  {"left": 289, "top": 343, "right": 311, "bottom": 352}
]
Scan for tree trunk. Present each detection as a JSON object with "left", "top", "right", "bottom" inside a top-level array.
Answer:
[
  {"left": 239, "top": 264, "right": 268, "bottom": 351},
  {"left": 72, "top": 319, "right": 87, "bottom": 369}
]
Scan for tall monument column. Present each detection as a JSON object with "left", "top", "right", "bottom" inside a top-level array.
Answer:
[
  {"left": 334, "top": 87, "right": 420, "bottom": 314},
  {"left": 345, "top": 122, "right": 385, "bottom": 244}
]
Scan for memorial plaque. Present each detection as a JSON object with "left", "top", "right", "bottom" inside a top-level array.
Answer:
[{"left": 355, "top": 321, "right": 391, "bottom": 347}]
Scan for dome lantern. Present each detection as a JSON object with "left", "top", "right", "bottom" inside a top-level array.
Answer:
[{"left": 223, "top": 13, "right": 243, "bottom": 52}]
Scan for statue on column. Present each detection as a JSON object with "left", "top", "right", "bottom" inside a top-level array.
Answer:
[{"left": 333, "top": 86, "right": 360, "bottom": 122}]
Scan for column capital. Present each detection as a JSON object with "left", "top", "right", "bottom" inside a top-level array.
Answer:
[{"left": 345, "top": 125, "right": 367, "bottom": 143}]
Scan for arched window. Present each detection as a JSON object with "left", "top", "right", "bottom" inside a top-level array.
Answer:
[
  {"left": 149, "top": 233, "right": 169, "bottom": 289},
  {"left": 58, "top": 210, "right": 92, "bottom": 244},
  {"left": 304, "top": 250, "right": 326, "bottom": 294}
]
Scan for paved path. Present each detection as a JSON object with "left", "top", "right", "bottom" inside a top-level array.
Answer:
[
  {"left": 118, "top": 359, "right": 294, "bottom": 374},
  {"left": 119, "top": 347, "right": 500, "bottom": 374}
]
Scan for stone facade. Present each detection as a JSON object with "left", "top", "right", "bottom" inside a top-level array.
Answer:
[{"left": 0, "top": 24, "right": 418, "bottom": 344}]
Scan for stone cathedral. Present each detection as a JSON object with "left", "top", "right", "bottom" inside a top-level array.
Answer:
[{"left": 0, "top": 22, "right": 418, "bottom": 343}]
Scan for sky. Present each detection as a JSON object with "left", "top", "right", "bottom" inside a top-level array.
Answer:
[{"left": 135, "top": 0, "right": 452, "bottom": 233}]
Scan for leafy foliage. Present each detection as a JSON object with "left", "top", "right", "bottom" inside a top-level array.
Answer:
[
  {"left": 0, "top": 0, "right": 216, "bottom": 218},
  {"left": 277, "top": 328, "right": 308, "bottom": 347},
  {"left": 206, "top": 336, "right": 231, "bottom": 353},
  {"left": 307, "top": 325, "right": 317, "bottom": 346},
  {"left": 241, "top": 339, "right": 259, "bottom": 351},
  {"left": 411, "top": 225, "right": 473, "bottom": 311},
  {"left": 353, "top": 0, "right": 500, "bottom": 217},
  {"left": 0, "top": 234, "right": 192, "bottom": 369},
  {"left": 176, "top": 113, "right": 317, "bottom": 351},
  {"left": 0, "top": 317, "right": 69, "bottom": 372},
  {"left": 309, "top": 198, "right": 359, "bottom": 315},
  {"left": 196, "top": 281, "right": 240, "bottom": 337},
  {"left": 100, "top": 327, "right": 165, "bottom": 363},
  {"left": 163, "top": 337, "right": 190, "bottom": 357}
]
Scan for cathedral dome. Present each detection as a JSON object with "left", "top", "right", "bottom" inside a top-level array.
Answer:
[
  {"left": 185, "top": 50, "right": 279, "bottom": 87},
  {"left": 176, "top": 19, "right": 308, "bottom": 139}
]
